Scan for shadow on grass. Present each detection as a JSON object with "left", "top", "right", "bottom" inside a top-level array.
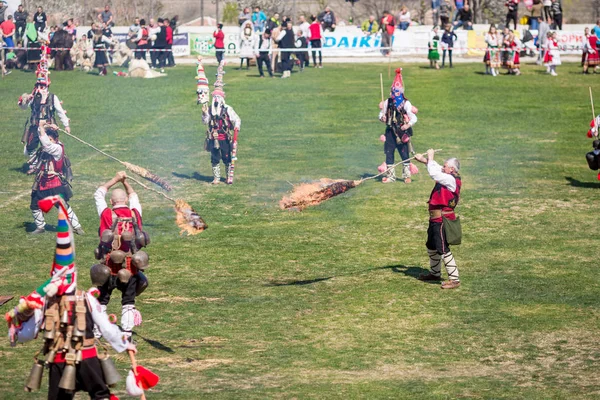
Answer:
[
  {"left": 22, "top": 222, "right": 57, "bottom": 233},
  {"left": 10, "top": 164, "right": 29, "bottom": 174},
  {"left": 390, "top": 264, "right": 439, "bottom": 284},
  {"left": 565, "top": 176, "right": 600, "bottom": 189},
  {"left": 134, "top": 332, "right": 175, "bottom": 353},
  {"left": 172, "top": 171, "right": 213, "bottom": 183},
  {"left": 265, "top": 265, "right": 395, "bottom": 287}
]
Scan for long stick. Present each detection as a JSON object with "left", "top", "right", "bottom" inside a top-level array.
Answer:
[
  {"left": 128, "top": 350, "right": 147, "bottom": 400},
  {"left": 380, "top": 73, "right": 384, "bottom": 102},
  {"left": 127, "top": 174, "right": 176, "bottom": 204},
  {"left": 58, "top": 128, "right": 125, "bottom": 164},
  {"left": 590, "top": 87, "right": 596, "bottom": 124},
  {"left": 360, "top": 149, "right": 442, "bottom": 182}
]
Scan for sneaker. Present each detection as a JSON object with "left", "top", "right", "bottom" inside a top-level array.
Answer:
[
  {"left": 550, "top": 71, "right": 558, "bottom": 76},
  {"left": 404, "top": 178, "right": 412, "bottom": 184},
  {"left": 160, "top": 68, "right": 165, "bottom": 73},
  {"left": 31, "top": 227, "right": 46, "bottom": 234},
  {"left": 318, "top": 65, "right": 323, "bottom": 68},
  {"left": 441, "top": 280, "right": 460, "bottom": 289},
  {"left": 3, "top": 70, "right": 11, "bottom": 76},
  {"left": 73, "top": 227, "right": 85, "bottom": 235},
  {"left": 418, "top": 272, "right": 442, "bottom": 281}
]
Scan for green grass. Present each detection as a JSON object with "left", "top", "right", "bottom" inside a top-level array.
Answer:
[{"left": 0, "top": 62, "right": 599, "bottom": 399}]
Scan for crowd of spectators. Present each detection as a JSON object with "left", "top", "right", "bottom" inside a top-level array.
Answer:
[{"left": 0, "top": 3, "right": 179, "bottom": 75}]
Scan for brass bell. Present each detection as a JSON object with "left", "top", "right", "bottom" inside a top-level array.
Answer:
[
  {"left": 44, "top": 350, "right": 56, "bottom": 365},
  {"left": 100, "top": 229, "right": 114, "bottom": 245},
  {"left": 99, "top": 354, "right": 121, "bottom": 387},
  {"left": 24, "top": 360, "right": 44, "bottom": 392},
  {"left": 58, "top": 364, "right": 76, "bottom": 391},
  {"left": 60, "top": 310, "right": 69, "bottom": 325},
  {"left": 75, "top": 350, "right": 83, "bottom": 363},
  {"left": 73, "top": 326, "right": 84, "bottom": 338},
  {"left": 131, "top": 251, "right": 149, "bottom": 270},
  {"left": 90, "top": 264, "right": 111, "bottom": 286},
  {"left": 117, "top": 268, "right": 132, "bottom": 284},
  {"left": 94, "top": 246, "right": 102, "bottom": 260},
  {"left": 110, "top": 250, "right": 126, "bottom": 265},
  {"left": 121, "top": 230, "right": 134, "bottom": 243}
]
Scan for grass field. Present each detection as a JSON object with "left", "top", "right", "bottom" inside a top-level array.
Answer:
[{"left": 0, "top": 61, "right": 599, "bottom": 399}]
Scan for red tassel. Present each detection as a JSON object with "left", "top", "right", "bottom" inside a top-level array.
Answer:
[
  {"left": 38, "top": 197, "right": 58, "bottom": 213},
  {"left": 588, "top": 130, "right": 593, "bottom": 138},
  {"left": 596, "top": 172, "right": 600, "bottom": 181},
  {"left": 395, "top": 68, "right": 402, "bottom": 74}
]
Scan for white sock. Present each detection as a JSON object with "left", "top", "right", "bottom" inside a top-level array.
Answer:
[
  {"left": 428, "top": 249, "right": 442, "bottom": 276},
  {"left": 32, "top": 209, "right": 45, "bottom": 229},
  {"left": 442, "top": 251, "right": 459, "bottom": 281}
]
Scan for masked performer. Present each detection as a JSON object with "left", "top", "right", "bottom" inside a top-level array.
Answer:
[
  {"left": 414, "top": 149, "right": 462, "bottom": 289},
  {"left": 92, "top": 171, "right": 150, "bottom": 342},
  {"left": 202, "top": 61, "right": 241, "bottom": 185},
  {"left": 378, "top": 68, "right": 418, "bottom": 183},
  {"left": 29, "top": 120, "right": 83, "bottom": 235},
  {"left": 5, "top": 195, "right": 136, "bottom": 400},
  {"left": 18, "top": 48, "right": 70, "bottom": 167}
]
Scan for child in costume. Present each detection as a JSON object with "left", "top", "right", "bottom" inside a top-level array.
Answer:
[
  {"left": 543, "top": 31, "right": 561, "bottom": 76},
  {"left": 484, "top": 25, "right": 501, "bottom": 76},
  {"left": 428, "top": 26, "right": 440, "bottom": 69}
]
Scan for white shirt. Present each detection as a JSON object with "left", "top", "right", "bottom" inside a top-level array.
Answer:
[
  {"left": 94, "top": 186, "right": 142, "bottom": 218},
  {"left": 202, "top": 105, "right": 241, "bottom": 130},
  {"left": 485, "top": 33, "right": 499, "bottom": 46},
  {"left": 399, "top": 12, "right": 411, "bottom": 23},
  {"left": 378, "top": 99, "right": 417, "bottom": 127},
  {"left": 427, "top": 160, "right": 457, "bottom": 192},
  {"left": 254, "top": 35, "right": 272, "bottom": 55},
  {"left": 298, "top": 22, "right": 310, "bottom": 38},
  {"left": 39, "top": 131, "right": 63, "bottom": 161}
]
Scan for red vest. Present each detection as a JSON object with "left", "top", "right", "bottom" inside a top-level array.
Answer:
[
  {"left": 37, "top": 144, "right": 65, "bottom": 191},
  {"left": 428, "top": 176, "right": 461, "bottom": 220},
  {"left": 309, "top": 23, "right": 321, "bottom": 40},
  {"left": 99, "top": 207, "right": 143, "bottom": 252}
]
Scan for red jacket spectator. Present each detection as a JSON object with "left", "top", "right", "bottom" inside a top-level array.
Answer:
[
  {"left": 381, "top": 14, "right": 395, "bottom": 35},
  {"left": 213, "top": 29, "right": 224, "bottom": 48},
  {"left": 166, "top": 25, "right": 173, "bottom": 45}
]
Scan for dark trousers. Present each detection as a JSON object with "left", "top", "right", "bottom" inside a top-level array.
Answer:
[
  {"left": 135, "top": 44, "right": 149, "bottom": 60},
  {"left": 211, "top": 139, "right": 232, "bottom": 165},
  {"left": 150, "top": 46, "right": 159, "bottom": 67},
  {"left": 543, "top": 5, "right": 552, "bottom": 20},
  {"left": 155, "top": 46, "right": 166, "bottom": 68},
  {"left": 16, "top": 22, "right": 26, "bottom": 43},
  {"left": 296, "top": 52, "right": 306, "bottom": 69},
  {"left": 442, "top": 49, "right": 453, "bottom": 67},
  {"left": 281, "top": 50, "right": 291, "bottom": 72},
  {"left": 426, "top": 221, "right": 449, "bottom": 255},
  {"left": 553, "top": 14, "right": 562, "bottom": 30},
  {"left": 384, "top": 128, "right": 410, "bottom": 165},
  {"left": 216, "top": 47, "right": 224, "bottom": 64},
  {"left": 310, "top": 39, "right": 322, "bottom": 65},
  {"left": 166, "top": 44, "right": 175, "bottom": 66},
  {"left": 506, "top": 11, "right": 518, "bottom": 30},
  {"left": 98, "top": 274, "right": 139, "bottom": 306},
  {"left": 54, "top": 50, "right": 72, "bottom": 71},
  {"left": 48, "top": 358, "right": 111, "bottom": 400},
  {"left": 440, "top": 16, "right": 449, "bottom": 26},
  {"left": 257, "top": 54, "right": 272, "bottom": 76}
]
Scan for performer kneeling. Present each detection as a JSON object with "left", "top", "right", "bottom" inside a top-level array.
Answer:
[
  {"left": 415, "top": 149, "right": 462, "bottom": 289},
  {"left": 378, "top": 68, "right": 417, "bottom": 183},
  {"left": 92, "top": 171, "right": 150, "bottom": 341}
]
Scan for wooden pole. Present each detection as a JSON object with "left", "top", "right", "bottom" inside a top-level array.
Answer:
[
  {"left": 590, "top": 87, "right": 596, "bottom": 123},
  {"left": 380, "top": 73, "right": 384, "bottom": 102}
]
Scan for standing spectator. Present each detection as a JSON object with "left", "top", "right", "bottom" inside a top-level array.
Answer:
[
  {"left": 127, "top": 17, "right": 140, "bottom": 49},
  {"left": 165, "top": 18, "right": 175, "bottom": 67},
  {"left": 266, "top": 13, "right": 280, "bottom": 32},
  {"left": 397, "top": 6, "right": 411, "bottom": 30},
  {"left": 64, "top": 19, "right": 76, "bottom": 41},
  {"left": 298, "top": 15, "right": 310, "bottom": 39},
  {"left": 295, "top": 28, "right": 308, "bottom": 71},
  {"left": 14, "top": 4, "right": 28, "bottom": 45},
  {"left": 0, "top": 0, "right": 6, "bottom": 23},
  {"left": 134, "top": 19, "right": 149, "bottom": 60},
  {"left": 252, "top": 7, "right": 267, "bottom": 33},
  {"left": 308, "top": 15, "right": 323, "bottom": 68},
  {"left": 550, "top": 0, "right": 562, "bottom": 30},
  {"left": 276, "top": 19, "right": 294, "bottom": 78},
  {"left": 593, "top": 20, "right": 600, "bottom": 49},
  {"left": 431, "top": 0, "right": 440, "bottom": 26},
  {"left": 439, "top": 0, "right": 452, "bottom": 27},
  {"left": 453, "top": 0, "right": 464, "bottom": 21},
  {"left": 543, "top": 30, "right": 560, "bottom": 76},
  {"left": 536, "top": 16, "right": 549, "bottom": 65},
  {"left": 33, "top": 6, "right": 47, "bottom": 32},
  {"left": 238, "top": 20, "right": 255, "bottom": 69},
  {"left": 361, "top": 15, "right": 379, "bottom": 36},
  {"left": 50, "top": 26, "right": 73, "bottom": 70},
  {"left": 153, "top": 18, "right": 167, "bottom": 73},
  {"left": 542, "top": 0, "right": 552, "bottom": 21},
  {"left": 484, "top": 24, "right": 501, "bottom": 76},
  {"left": 582, "top": 27, "right": 591, "bottom": 69},
  {"left": 428, "top": 26, "right": 440, "bottom": 69},
  {"left": 453, "top": 4, "right": 473, "bottom": 30},
  {"left": 238, "top": 7, "right": 251, "bottom": 26},
  {"left": 148, "top": 18, "right": 160, "bottom": 68},
  {"left": 582, "top": 27, "right": 598, "bottom": 74},
  {"left": 529, "top": 0, "right": 543, "bottom": 30},
  {"left": 254, "top": 28, "right": 273, "bottom": 77},
  {"left": 318, "top": 6, "right": 336, "bottom": 32},
  {"left": 1, "top": 14, "right": 15, "bottom": 51},
  {"left": 98, "top": 4, "right": 113, "bottom": 27},
  {"left": 380, "top": 10, "right": 394, "bottom": 56},
  {"left": 505, "top": 0, "right": 519, "bottom": 30},
  {"left": 213, "top": 23, "right": 225, "bottom": 64},
  {"left": 101, "top": 22, "right": 113, "bottom": 63},
  {"left": 441, "top": 23, "right": 457, "bottom": 67},
  {"left": 93, "top": 29, "right": 111, "bottom": 75}
]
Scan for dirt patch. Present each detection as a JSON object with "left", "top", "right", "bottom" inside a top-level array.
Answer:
[
  {"left": 144, "top": 294, "right": 223, "bottom": 303},
  {"left": 171, "top": 358, "right": 234, "bottom": 371}
]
